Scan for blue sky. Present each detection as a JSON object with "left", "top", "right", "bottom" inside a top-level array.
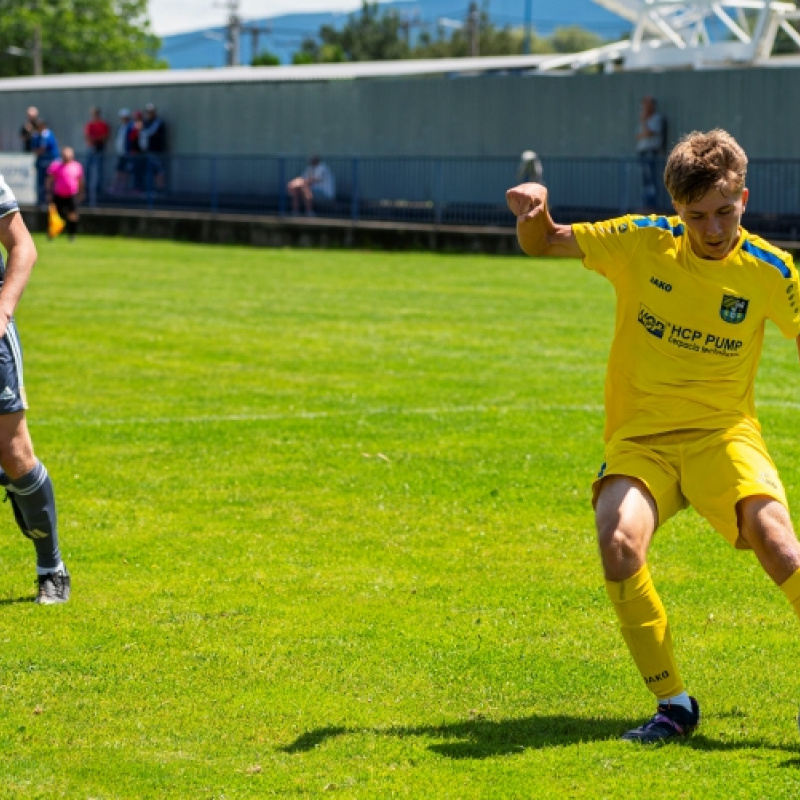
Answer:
[{"left": 147, "top": 0, "right": 369, "bottom": 36}]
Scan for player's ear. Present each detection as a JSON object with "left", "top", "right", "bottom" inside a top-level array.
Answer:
[{"left": 741, "top": 187, "right": 749, "bottom": 212}]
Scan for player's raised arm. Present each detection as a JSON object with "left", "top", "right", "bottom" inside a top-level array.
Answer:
[{"left": 506, "top": 182, "right": 584, "bottom": 259}]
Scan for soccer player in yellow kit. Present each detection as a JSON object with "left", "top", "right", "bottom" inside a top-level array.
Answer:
[{"left": 506, "top": 129, "right": 800, "bottom": 743}]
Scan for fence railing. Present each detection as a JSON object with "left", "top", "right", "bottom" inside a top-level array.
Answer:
[{"left": 78, "top": 152, "right": 800, "bottom": 239}]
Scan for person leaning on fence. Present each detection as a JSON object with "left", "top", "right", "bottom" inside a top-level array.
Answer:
[
  {"left": 636, "top": 96, "right": 665, "bottom": 212},
  {"left": 288, "top": 156, "right": 336, "bottom": 217},
  {"left": 19, "top": 106, "right": 38, "bottom": 153},
  {"left": 46, "top": 147, "right": 85, "bottom": 242},
  {"left": 506, "top": 128, "right": 800, "bottom": 745},
  {"left": 139, "top": 103, "right": 168, "bottom": 191},
  {"left": 84, "top": 106, "right": 110, "bottom": 203},
  {"left": 109, "top": 108, "right": 133, "bottom": 195}
]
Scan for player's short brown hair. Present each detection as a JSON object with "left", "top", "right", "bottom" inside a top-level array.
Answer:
[{"left": 664, "top": 129, "right": 748, "bottom": 204}]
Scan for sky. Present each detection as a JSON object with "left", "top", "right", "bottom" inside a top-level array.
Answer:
[{"left": 147, "top": 0, "right": 372, "bottom": 36}]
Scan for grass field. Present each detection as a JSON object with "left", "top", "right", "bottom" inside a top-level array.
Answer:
[{"left": 2, "top": 234, "right": 800, "bottom": 798}]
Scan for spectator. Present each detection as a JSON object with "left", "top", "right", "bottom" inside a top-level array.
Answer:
[
  {"left": 636, "top": 96, "right": 665, "bottom": 211},
  {"left": 19, "top": 106, "right": 38, "bottom": 153},
  {"left": 288, "top": 156, "right": 336, "bottom": 216},
  {"left": 109, "top": 108, "right": 133, "bottom": 195},
  {"left": 139, "top": 103, "right": 168, "bottom": 191},
  {"left": 517, "top": 150, "right": 543, "bottom": 184},
  {"left": 84, "top": 106, "right": 110, "bottom": 205},
  {"left": 30, "top": 118, "right": 60, "bottom": 207},
  {"left": 129, "top": 111, "right": 146, "bottom": 193},
  {"left": 46, "top": 146, "right": 85, "bottom": 242}
]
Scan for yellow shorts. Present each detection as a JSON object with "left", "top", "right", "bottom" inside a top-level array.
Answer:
[{"left": 592, "top": 420, "right": 788, "bottom": 547}]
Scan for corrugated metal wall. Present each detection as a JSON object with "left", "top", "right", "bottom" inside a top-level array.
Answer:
[{"left": 0, "top": 67, "right": 798, "bottom": 159}]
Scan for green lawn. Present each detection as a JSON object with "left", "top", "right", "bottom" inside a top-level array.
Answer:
[{"left": 1, "top": 235, "right": 799, "bottom": 798}]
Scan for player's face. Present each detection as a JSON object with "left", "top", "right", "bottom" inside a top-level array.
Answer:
[{"left": 672, "top": 183, "right": 748, "bottom": 260}]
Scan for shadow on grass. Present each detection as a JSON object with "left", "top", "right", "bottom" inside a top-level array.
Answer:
[
  {"left": 0, "top": 595, "right": 33, "bottom": 606},
  {"left": 280, "top": 714, "right": 799, "bottom": 760},
  {"left": 281, "top": 715, "right": 635, "bottom": 757}
]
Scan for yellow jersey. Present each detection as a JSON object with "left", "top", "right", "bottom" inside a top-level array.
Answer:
[{"left": 573, "top": 215, "right": 800, "bottom": 442}]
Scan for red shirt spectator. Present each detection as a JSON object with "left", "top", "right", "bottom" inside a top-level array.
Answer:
[{"left": 84, "top": 106, "right": 110, "bottom": 153}]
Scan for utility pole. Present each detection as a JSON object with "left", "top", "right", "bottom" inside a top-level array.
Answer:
[
  {"left": 32, "top": 25, "right": 43, "bottom": 75},
  {"left": 523, "top": 0, "right": 532, "bottom": 55},
  {"left": 244, "top": 21, "right": 272, "bottom": 62},
  {"left": 467, "top": 2, "right": 480, "bottom": 57},
  {"left": 220, "top": 0, "right": 242, "bottom": 66},
  {"left": 250, "top": 26, "right": 259, "bottom": 58}
]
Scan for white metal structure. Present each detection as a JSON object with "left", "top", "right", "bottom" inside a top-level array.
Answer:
[{"left": 583, "top": 0, "right": 800, "bottom": 70}]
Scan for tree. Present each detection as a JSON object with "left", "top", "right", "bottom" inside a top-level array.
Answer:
[
  {"left": 295, "top": 2, "right": 410, "bottom": 63},
  {"left": 251, "top": 50, "right": 281, "bottom": 67},
  {"left": 0, "top": 0, "right": 164, "bottom": 77},
  {"left": 549, "top": 26, "right": 604, "bottom": 54},
  {"left": 293, "top": 1, "right": 607, "bottom": 63},
  {"left": 413, "top": 2, "right": 529, "bottom": 59}
]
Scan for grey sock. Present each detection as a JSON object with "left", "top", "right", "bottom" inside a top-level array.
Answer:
[{"left": 7, "top": 461, "right": 61, "bottom": 571}]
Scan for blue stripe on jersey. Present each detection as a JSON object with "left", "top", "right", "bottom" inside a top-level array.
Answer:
[
  {"left": 0, "top": 201, "right": 19, "bottom": 218},
  {"left": 633, "top": 216, "right": 685, "bottom": 237},
  {"left": 741, "top": 238, "right": 791, "bottom": 277}
]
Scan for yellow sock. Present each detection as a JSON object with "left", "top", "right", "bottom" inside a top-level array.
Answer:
[
  {"left": 606, "top": 564, "right": 685, "bottom": 701},
  {"left": 780, "top": 567, "right": 800, "bottom": 621}
]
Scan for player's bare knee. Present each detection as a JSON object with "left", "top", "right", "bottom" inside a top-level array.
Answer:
[
  {"left": 598, "top": 524, "right": 647, "bottom": 568},
  {"left": 738, "top": 495, "right": 795, "bottom": 544},
  {"left": 0, "top": 426, "right": 36, "bottom": 479}
]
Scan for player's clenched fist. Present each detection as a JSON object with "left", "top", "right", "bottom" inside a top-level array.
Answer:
[{"left": 506, "top": 182, "right": 547, "bottom": 219}]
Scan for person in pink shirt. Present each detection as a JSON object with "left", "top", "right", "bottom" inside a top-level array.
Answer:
[{"left": 45, "top": 147, "right": 85, "bottom": 240}]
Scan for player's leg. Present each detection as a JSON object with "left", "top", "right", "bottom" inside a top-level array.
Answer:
[
  {"left": 597, "top": 477, "right": 688, "bottom": 703},
  {"left": 595, "top": 441, "right": 699, "bottom": 742},
  {"left": 736, "top": 496, "right": 800, "bottom": 614},
  {"left": 0, "top": 324, "right": 68, "bottom": 604},
  {"left": 0, "top": 412, "right": 68, "bottom": 605},
  {"left": 683, "top": 423, "right": 800, "bottom": 618}
]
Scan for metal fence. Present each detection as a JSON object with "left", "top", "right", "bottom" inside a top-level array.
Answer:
[{"left": 81, "top": 152, "right": 800, "bottom": 239}]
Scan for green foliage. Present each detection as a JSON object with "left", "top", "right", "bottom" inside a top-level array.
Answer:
[
  {"left": 0, "top": 0, "right": 164, "bottom": 76},
  {"left": 550, "top": 25, "right": 605, "bottom": 54},
  {"left": 773, "top": 21, "right": 800, "bottom": 55},
  {"left": 298, "top": 2, "right": 411, "bottom": 62},
  {"left": 295, "top": 0, "right": 608, "bottom": 63},
  {"left": 3, "top": 235, "right": 800, "bottom": 797},
  {"left": 251, "top": 49, "right": 280, "bottom": 67}
]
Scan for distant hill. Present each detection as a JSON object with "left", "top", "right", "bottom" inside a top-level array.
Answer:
[{"left": 158, "top": 0, "right": 631, "bottom": 69}]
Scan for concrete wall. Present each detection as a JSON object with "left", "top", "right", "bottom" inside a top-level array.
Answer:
[{"left": 1, "top": 66, "right": 799, "bottom": 159}]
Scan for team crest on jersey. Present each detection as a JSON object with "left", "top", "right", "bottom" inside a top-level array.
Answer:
[{"left": 720, "top": 294, "right": 749, "bottom": 324}]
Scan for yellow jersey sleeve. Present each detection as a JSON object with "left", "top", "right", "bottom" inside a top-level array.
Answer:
[
  {"left": 743, "top": 235, "right": 800, "bottom": 338},
  {"left": 573, "top": 215, "right": 644, "bottom": 281}
]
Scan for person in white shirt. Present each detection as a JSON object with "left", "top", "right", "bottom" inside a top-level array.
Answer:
[{"left": 287, "top": 156, "right": 336, "bottom": 216}]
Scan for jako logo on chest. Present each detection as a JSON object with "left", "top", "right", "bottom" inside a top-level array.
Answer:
[{"left": 650, "top": 276, "right": 672, "bottom": 292}]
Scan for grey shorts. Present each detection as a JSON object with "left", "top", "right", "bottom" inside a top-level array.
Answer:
[{"left": 0, "top": 320, "right": 28, "bottom": 414}]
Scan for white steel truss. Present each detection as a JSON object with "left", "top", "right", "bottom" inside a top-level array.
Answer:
[{"left": 538, "top": 1, "right": 800, "bottom": 71}]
